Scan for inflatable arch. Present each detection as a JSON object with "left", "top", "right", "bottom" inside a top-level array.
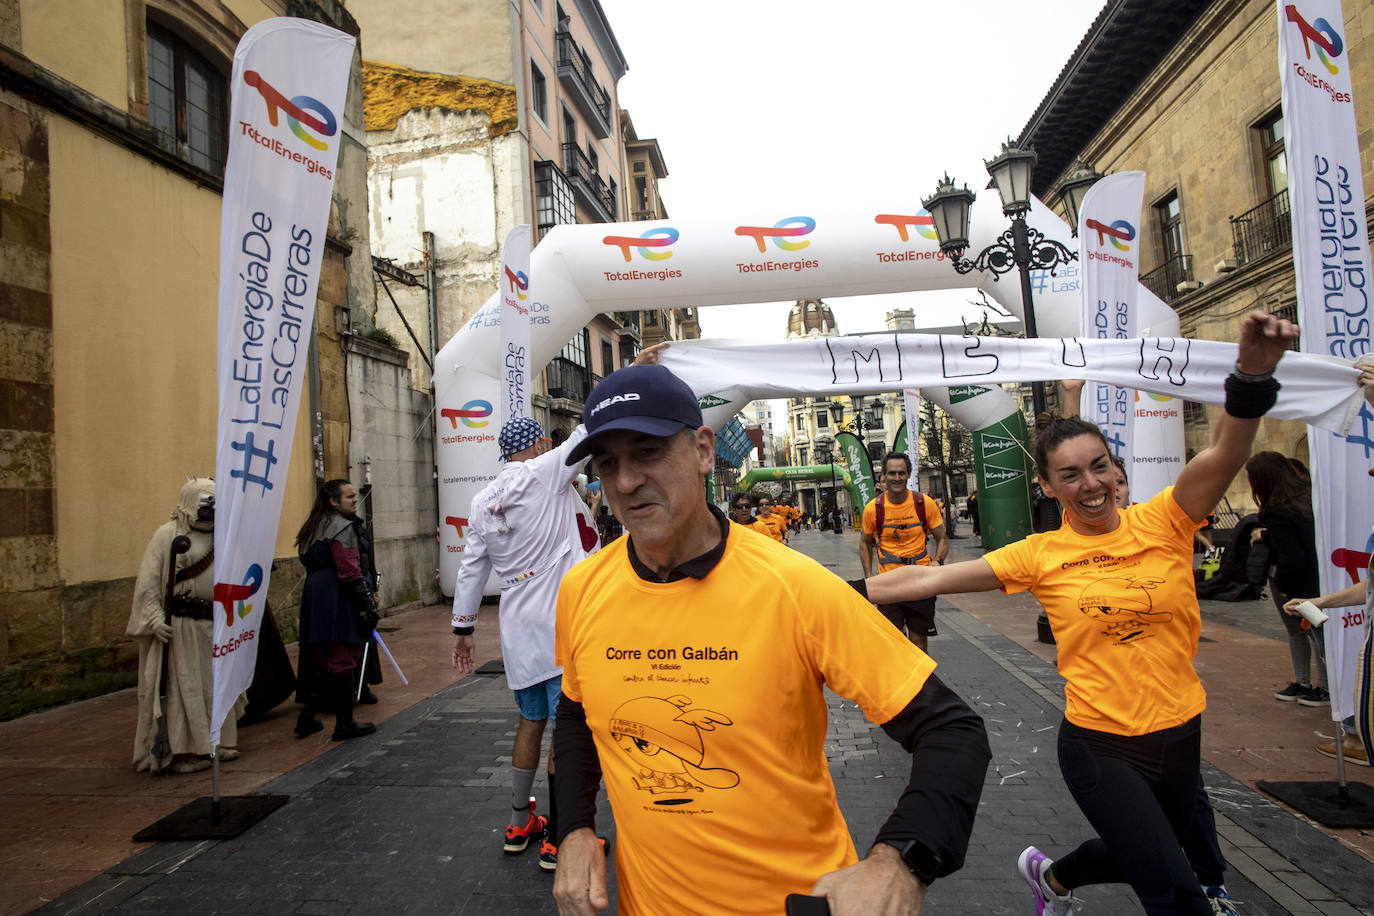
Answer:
[
  {"left": 734, "top": 464, "right": 855, "bottom": 493},
  {"left": 433, "top": 192, "right": 1181, "bottom": 592}
]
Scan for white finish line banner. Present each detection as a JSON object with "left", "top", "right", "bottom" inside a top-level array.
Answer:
[
  {"left": 211, "top": 18, "right": 355, "bottom": 745},
  {"left": 657, "top": 334, "right": 1365, "bottom": 434}
]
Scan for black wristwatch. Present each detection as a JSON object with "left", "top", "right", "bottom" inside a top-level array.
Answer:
[{"left": 878, "top": 838, "right": 942, "bottom": 885}]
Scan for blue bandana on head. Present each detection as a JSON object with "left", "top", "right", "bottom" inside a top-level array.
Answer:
[{"left": 499, "top": 416, "right": 544, "bottom": 460}]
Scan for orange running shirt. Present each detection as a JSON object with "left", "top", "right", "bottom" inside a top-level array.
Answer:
[
  {"left": 751, "top": 513, "right": 785, "bottom": 542},
  {"left": 983, "top": 486, "right": 1206, "bottom": 736},
  {"left": 861, "top": 493, "right": 943, "bottom": 572},
  {"left": 556, "top": 527, "right": 934, "bottom": 916}
]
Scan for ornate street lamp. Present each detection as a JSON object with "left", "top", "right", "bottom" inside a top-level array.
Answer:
[
  {"left": 922, "top": 140, "right": 1083, "bottom": 419},
  {"left": 1055, "top": 159, "right": 1104, "bottom": 233}
]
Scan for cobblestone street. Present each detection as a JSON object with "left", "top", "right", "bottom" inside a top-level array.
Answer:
[{"left": 11, "top": 529, "right": 1373, "bottom": 915}]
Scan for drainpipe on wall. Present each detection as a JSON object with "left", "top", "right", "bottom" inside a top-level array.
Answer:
[
  {"left": 308, "top": 333, "right": 325, "bottom": 486},
  {"left": 423, "top": 230, "right": 438, "bottom": 366}
]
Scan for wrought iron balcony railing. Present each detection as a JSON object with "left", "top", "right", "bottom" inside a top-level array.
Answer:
[
  {"left": 1230, "top": 189, "right": 1292, "bottom": 267},
  {"left": 1140, "top": 254, "right": 1195, "bottom": 304},
  {"left": 556, "top": 32, "right": 612, "bottom": 137},
  {"left": 546, "top": 356, "right": 591, "bottom": 402},
  {"left": 561, "top": 142, "right": 616, "bottom": 221}
]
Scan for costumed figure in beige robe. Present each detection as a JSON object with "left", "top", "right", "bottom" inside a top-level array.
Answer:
[{"left": 127, "top": 478, "right": 243, "bottom": 774}]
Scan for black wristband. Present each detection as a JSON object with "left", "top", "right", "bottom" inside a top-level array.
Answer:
[
  {"left": 876, "top": 838, "right": 943, "bottom": 885},
  {"left": 1223, "top": 372, "right": 1280, "bottom": 419},
  {"left": 453, "top": 625, "right": 474, "bottom": 636},
  {"left": 847, "top": 577, "right": 869, "bottom": 600}
]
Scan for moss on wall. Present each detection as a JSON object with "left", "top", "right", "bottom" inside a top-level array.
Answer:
[{"left": 362, "top": 59, "right": 517, "bottom": 136}]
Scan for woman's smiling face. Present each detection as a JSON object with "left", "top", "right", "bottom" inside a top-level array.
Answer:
[{"left": 1039, "top": 433, "right": 1121, "bottom": 535}]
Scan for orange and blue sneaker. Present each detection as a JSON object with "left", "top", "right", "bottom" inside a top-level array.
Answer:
[
  {"left": 538, "top": 838, "right": 558, "bottom": 872},
  {"left": 503, "top": 801, "right": 547, "bottom": 855}
]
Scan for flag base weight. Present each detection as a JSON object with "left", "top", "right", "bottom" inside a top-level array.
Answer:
[
  {"left": 132, "top": 794, "right": 289, "bottom": 841},
  {"left": 1257, "top": 781, "right": 1374, "bottom": 829}
]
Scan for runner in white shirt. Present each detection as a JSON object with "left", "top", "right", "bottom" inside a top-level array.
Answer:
[{"left": 452, "top": 417, "right": 602, "bottom": 873}]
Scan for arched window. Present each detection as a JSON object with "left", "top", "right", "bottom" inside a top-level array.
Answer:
[{"left": 147, "top": 20, "right": 227, "bottom": 176}]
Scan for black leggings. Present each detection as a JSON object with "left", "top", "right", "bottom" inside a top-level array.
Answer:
[{"left": 1052, "top": 715, "right": 1212, "bottom": 916}]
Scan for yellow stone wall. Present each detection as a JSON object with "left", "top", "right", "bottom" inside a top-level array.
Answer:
[
  {"left": 47, "top": 118, "right": 316, "bottom": 585},
  {"left": 19, "top": 0, "right": 128, "bottom": 110}
]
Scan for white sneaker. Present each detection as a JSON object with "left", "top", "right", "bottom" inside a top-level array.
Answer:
[{"left": 1017, "top": 846, "right": 1080, "bottom": 915}]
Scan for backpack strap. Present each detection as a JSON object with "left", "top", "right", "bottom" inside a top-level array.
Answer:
[{"left": 877, "top": 490, "right": 929, "bottom": 531}]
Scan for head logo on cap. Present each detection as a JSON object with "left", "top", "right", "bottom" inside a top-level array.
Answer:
[
  {"left": 589, "top": 392, "right": 641, "bottom": 416},
  {"left": 566, "top": 365, "right": 704, "bottom": 465}
]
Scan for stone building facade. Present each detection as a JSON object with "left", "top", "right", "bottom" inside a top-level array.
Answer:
[{"left": 1024, "top": 0, "right": 1373, "bottom": 511}]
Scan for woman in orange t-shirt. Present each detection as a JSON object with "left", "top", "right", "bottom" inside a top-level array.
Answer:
[{"left": 859, "top": 312, "right": 1331, "bottom": 916}]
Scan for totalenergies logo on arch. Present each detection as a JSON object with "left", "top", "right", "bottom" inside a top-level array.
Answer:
[
  {"left": 243, "top": 71, "right": 339, "bottom": 151},
  {"left": 1085, "top": 218, "right": 1136, "bottom": 251},
  {"left": 736, "top": 216, "right": 816, "bottom": 252},
  {"left": 1136, "top": 391, "right": 1173, "bottom": 403},
  {"left": 441, "top": 400, "right": 494, "bottom": 429},
  {"left": 603, "top": 227, "right": 679, "bottom": 262},
  {"left": 1285, "top": 5, "right": 1344, "bottom": 75},
  {"left": 875, "top": 210, "right": 938, "bottom": 242}
]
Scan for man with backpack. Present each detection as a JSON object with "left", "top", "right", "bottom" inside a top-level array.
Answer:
[{"left": 860, "top": 452, "right": 949, "bottom": 652}]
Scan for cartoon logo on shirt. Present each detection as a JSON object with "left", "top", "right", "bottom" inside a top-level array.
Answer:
[
  {"left": 609, "top": 695, "right": 740, "bottom": 800},
  {"left": 1077, "top": 576, "right": 1172, "bottom": 643}
]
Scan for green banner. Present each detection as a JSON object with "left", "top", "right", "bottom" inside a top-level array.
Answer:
[
  {"left": 834, "top": 431, "right": 876, "bottom": 510},
  {"left": 972, "top": 411, "right": 1034, "bottom": 550},
  {"left": 892, "top": 420, "right": 908, "bottom": 456}
]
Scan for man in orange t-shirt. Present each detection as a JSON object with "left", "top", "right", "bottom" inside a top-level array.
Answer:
[
  {"left": 551, "top": 362, "right": 990, "bottom": 916},
  {"left": 860, "top": 452, "right": 948, "bottom": 652}
]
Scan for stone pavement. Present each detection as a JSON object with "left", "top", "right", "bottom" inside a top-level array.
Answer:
[{"left": 15, "top": 528, "right": 1374, "bottom": 915}]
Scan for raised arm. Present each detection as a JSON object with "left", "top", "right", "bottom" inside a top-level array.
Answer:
[
  {"left": 864, "top": 557, "right": 1002, "bottom": 605},
  {"left": 1172, "top": 311, "right": 1298, "bottom": 523},
  {"left": 1060, "top": 378, "right": 1084, "bottom": 419}
]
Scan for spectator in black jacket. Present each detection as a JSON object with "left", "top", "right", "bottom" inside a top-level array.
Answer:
[{"left": 1246, "top": 451, "right": 1325, "bottom": 706}]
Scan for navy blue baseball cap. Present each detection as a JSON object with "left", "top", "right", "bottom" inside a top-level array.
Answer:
[{"left": 565, "top": 364, "right": 704, "bottom": 465}]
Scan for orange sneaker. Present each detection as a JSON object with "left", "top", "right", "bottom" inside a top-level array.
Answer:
[
  {"left": 538, "top": 838, "right": 558, "bottom": 872},
  {"left": 503, "top": 802, "right": 547, "bottom": 854}
]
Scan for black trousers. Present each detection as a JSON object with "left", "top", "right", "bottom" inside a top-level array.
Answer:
[{"left": 1053, "top": 715, "right": 1212, "bottom": 916}]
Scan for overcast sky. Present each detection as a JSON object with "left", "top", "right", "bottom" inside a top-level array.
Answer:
[{"left": 596, "top": 0, "right": 1109, "bottom": 341}]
